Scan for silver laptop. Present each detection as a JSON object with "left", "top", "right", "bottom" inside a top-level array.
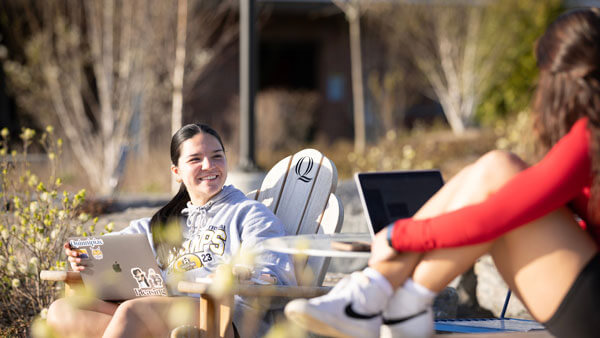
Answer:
[
  {"left": 68, "top": 234, "right": 168, "bottom": 301},
  {"left": 354, "top": 170, "right": 444, "bottom": 237}
]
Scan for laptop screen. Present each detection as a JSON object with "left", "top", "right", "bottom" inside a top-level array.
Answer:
[{"left": 355, "top": 170, "right": 444, "bottom": 235}]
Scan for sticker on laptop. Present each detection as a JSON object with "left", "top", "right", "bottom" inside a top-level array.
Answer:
[
  {"left": 77, "top": 248, "right": 89, "bottom": 259},
  {"left": 69, "top": 237, "right": 105, "bottom": 248},
  {"left": 131, "top": 267, "right": 167, "bottom": 297},
  {"left": 91, "top": 246, "right": 103, "bottom": 260}
]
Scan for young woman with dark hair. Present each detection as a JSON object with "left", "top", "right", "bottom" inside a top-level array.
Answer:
[
  {"left": 47, "top": 124, "right": 295, "bottom": 337},
  {"left": 286, "top": 8, "right": 600, "bottom": 338}
]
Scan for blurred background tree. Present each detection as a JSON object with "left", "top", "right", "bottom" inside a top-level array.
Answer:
[
  {"left": 367, "top": 0, "right": 563, "bottom": 135},
  {"left": 476, "top": 0, "right": 563, "bottom": 124},
  {"left": 0, "top": 0, "right": 568, "bottom": 192},
  {"left": 0, "top": 0, "right": 236, "bottom": 195}
]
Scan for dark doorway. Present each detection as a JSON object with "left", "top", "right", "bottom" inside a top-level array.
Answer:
[{"left": 259, "top": 41, "right": 317, "bottom": 90}]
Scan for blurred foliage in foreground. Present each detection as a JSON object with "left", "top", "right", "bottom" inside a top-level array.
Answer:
[{"left": 0, "top": 127, "right": 110, "bottom": 336}]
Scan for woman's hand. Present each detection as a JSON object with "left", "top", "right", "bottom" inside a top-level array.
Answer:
[
  {"left": 64, "top": 242, "right": 86, "bottom": 271},
  {"left": 368, "top": 226, "right": 399, "bottom": 266}
]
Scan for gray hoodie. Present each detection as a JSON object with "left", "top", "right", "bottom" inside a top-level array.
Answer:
[{"left": 116, "top": 185, "right": 296, "bottom": 334}]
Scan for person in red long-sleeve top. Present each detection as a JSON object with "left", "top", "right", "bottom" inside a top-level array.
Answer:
[
  {"left": 392, "top": 116, "right": 597, "bottom": 251},
  {"left": 285, "top": 8, "right": 600, "bottom": 338}
]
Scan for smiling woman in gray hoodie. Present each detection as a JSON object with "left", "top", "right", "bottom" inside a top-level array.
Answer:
[{"left": 47, "top": 124, "right": 295, "bottom": 338}]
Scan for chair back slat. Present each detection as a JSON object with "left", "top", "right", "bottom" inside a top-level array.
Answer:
[
  {"left": 271, "top": 149, "right": 336, "bottom": 236},
  {"left": 256, "top": 149, "right": 337, "bottom": 236},
  {"left": 305, "top": 194, "right": 344, "bottom": 286},
  {"left": 253, "top": 149, "right": 342, "bottom": 286},
  {"left": 253, "top": 154, "right": 292, "bottom": 214},
  {"left": 293, "top": 155, "right": 336, "bottom": 236}
]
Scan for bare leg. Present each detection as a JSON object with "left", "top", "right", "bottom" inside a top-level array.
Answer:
[
  {"left": 371, "top": 150, "right": 598, "bottom": 322},
  {"left": 412, "top": 207, "right": 597, "bottom": 321},
  {"left": 47, "top": 297, "right": 119, "bottom": 337},
  {"left": 102, "top": 296, "right": 200, "bottom": 338},
  {"left": 47, "top": 295, "right": 229, "bottom": 338},
  {"left": 373, "top": 150, "right": 527, "bottom": 288},
  {"left": 489, "top": 208, "right": 596, "bottom": 321}
]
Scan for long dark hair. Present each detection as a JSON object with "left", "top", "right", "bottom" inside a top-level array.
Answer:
[
  {"left": 151, "top": 124, "right": 225, "bottom": 268},
  {"left": 532, "top": 8, "right": 600, "bottom": 220}
]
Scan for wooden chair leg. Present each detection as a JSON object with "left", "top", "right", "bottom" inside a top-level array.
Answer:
[
  {"left": 218, "top": 295, "right": 234, "bottom": 338},
  {"left": 200, "top": 294, "right": 216, "bottom": 337},
  {"left": 199, "top": 294, "right": 234, "bottom": 338}
]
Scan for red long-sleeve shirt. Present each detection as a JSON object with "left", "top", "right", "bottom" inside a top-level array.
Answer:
[{"left": 391, "top": 117, "right": 600, "bottom": 251}]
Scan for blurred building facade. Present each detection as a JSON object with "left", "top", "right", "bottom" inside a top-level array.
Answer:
[{"left": 187, "top": 1, "right": 359, "bottom": 146}]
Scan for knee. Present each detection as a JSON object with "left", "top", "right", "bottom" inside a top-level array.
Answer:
[
  {"left": 111, "top": 299, "right": 138, "bottom": 323},
  {"left": 475, "top": 150, "right": 527, "bottom": 182},
  {"left": 46, "top": 298, "right": 72, "bottom": 332},
  {"left": 108, "top": 298, "right": 164, "bottom": 336}
]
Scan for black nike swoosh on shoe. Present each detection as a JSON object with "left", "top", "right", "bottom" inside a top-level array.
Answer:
[
  {"left": 344, "top": 303, "right": 381, "bottom": 319},
  {"left": 382, "top": 309, "right": 428, "bottom": 325}
]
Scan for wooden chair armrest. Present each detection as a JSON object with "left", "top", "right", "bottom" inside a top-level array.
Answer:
[
  {"left": 178, "top": 281, "right": 331, "bottom": 298},
  {"left": 40, "top": 270, "right": 82, "bottom": 283},
  {"left": 231, "top": 264, "right": 253, "bottom": 280}
]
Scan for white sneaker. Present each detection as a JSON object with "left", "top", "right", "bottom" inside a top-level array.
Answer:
[
  {"left": 285, "top": 272, "right": 385, "bottom": 338},
  {"left": 380, "top": 286, "right": 434, "bottom": 338}
]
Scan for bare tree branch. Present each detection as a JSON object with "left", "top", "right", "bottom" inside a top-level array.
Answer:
[
  {"left": 3, "top": 0, "right": 239, "bottom": 194},
  {"left": 373, "top": 1, "right": 516, "bottom": 134}
]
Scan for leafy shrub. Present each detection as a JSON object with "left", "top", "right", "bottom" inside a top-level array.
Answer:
[
  {"left": 0, "top": 127, "right": 108, "bottom": 335},
  {"left": 477, "top": 0, "right": 563, "bottom": 123},
  {"left": 493, "top": 110, "right": 540, "bottom": 163}
]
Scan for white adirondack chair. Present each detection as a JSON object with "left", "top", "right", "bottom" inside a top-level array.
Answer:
[
  {"left": 41, "top": 148, "right": 343, "bottom": 338},
  {"left": 177, "top": 148, "right": 343, "bottom": 337}
]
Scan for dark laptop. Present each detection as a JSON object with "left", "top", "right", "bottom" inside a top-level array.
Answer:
[{"left": 354, "top": 170, "right": 444, "bottom": 237}]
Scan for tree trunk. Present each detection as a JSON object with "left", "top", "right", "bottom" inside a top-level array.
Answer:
[
  {"left": 171, "top": 0, "right": 188, "bottom": 193},
  {"left": 347, "top": 5, "right": 366, "bottom": 154}
]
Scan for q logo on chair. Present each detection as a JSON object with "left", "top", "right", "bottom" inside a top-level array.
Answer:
[{"left": 295, "top": 156, "right": 314, "bottom": 183}]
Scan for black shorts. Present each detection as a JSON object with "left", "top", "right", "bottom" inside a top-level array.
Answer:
[{"left": 544, "top": 253, "right": 600, "bottom": 338}]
